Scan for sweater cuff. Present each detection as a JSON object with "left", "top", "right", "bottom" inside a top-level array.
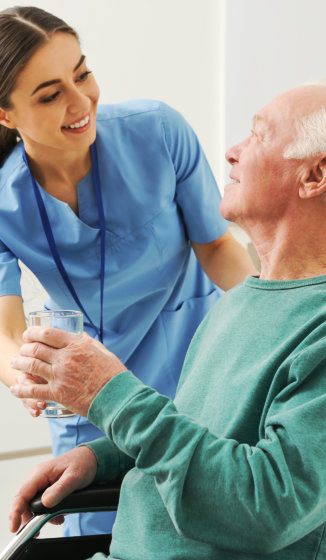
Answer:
[
  {"left": 88, "top": 370, "right": 147, "bottom": 436},
  {"left": 81, "top": 438, "right": 120, "bottom": 483}
]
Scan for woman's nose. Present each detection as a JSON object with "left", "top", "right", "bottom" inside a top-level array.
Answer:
[{"left": 67, "top": 86, "right": 89, "bottom": 114}]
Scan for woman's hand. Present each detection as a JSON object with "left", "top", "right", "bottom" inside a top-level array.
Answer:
[
  {"left": 10, "top": 328, "right": 126, "bottom": 417},
  {"left": 9, "top": 446, "right": 98, "bottom": 532}
]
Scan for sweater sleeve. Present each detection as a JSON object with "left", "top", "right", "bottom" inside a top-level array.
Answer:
[
  {"left": 88, "top": 352, "right": 326, "bottom": 555},
  {"left": 83, "top": 436, "right": 135, "bottom": 483}
]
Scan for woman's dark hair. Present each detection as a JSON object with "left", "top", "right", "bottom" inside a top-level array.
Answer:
[{"left": 0, "top": 6, "right": 79, "bottom": 166}]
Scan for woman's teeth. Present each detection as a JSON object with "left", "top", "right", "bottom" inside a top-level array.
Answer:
[{"left": 63, "top": 115, "right": 90, "bottom": 129}]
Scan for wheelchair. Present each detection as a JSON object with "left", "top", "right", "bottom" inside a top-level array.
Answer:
[{"left": 0, "top": 483, "right": 120, "bottom": 560}]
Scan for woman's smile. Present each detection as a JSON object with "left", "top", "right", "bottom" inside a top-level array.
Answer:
[{"left": 62, "top": 112, "right": 91, "bottom": 133}]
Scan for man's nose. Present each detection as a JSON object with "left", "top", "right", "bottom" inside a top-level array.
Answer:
[
  {"left": 225, "top": 145, "right": 239, "bottom": 165},
  {"left": 225, "top": 138, "right": 248, "bottom": 164}
]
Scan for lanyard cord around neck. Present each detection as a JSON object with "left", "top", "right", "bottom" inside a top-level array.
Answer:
[{"left": 22, "top": 143, "right": 105, "bottom": 343}]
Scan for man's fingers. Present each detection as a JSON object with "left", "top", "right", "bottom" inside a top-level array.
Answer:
[
  {"left": 23, "top": 326, "right": 79, "bottom": 348},
  {"left": 41, "top": 469, "right": 83, "bottom": 508},
  {"left": 11, "top": 354, "right": 51, "bottom": 379},
  {"left": 9, "top": 468, "right": 53, "bottom": 532},
  {"left": 19, "top": 341, "right": 56, "bottom": 364},
  {"left": 50, "top": 514, "right": 65, "bottom": 525},
  {"left": 10, "top": 381, "right": 51, "bottom": 402}
]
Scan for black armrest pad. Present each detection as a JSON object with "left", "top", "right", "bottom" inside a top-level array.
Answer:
[{"left": 29, "top": 483, "right": 121, "bottom": 515}]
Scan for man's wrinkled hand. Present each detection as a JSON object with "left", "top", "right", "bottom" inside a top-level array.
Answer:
[
  {"left": 9, "top": 446, "right": 98, "bottom": 533},
  {"left": 10, "top": 328, "right": 126, "bottom": 417}
]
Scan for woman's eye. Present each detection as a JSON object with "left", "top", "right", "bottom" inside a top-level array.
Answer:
[
  {"left": 77, "top": 70, "right": 92, "bottom": 83},
  {"left": 40, "top": 91, "right": 61, "bottom": 104}
]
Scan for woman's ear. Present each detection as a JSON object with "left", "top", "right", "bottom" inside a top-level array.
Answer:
[
  {"left": 299, "top": 156, "right": 326, "bottom": 199},
  {"left": 0, "top": 108, "right": 16, "bottom": 129}
]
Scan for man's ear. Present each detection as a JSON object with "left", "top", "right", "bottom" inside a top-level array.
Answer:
[
  {"left": 299, "top": 156, "right": 326, "bottom": 199},
  {"left": 0, "top": 108, "right": 16, "bottom": 130}
]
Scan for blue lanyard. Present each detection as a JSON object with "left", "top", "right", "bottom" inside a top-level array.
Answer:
[{"left": 22, "top": 143, "right": 105, "bottom": 343}]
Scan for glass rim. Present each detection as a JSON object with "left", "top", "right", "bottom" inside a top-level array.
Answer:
[{"left": 28, "top": 310, "right": 83, "bottom": 317}]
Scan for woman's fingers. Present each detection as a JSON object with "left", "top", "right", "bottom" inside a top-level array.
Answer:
[
  {"left": 22, "top": 398, "right": 46, "bottom": 417},
  {"left": 13, "top": 373, "right": 47, "bottom": 416}
]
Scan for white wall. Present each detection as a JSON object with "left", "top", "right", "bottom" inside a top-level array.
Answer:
[
  {"left": 0, "top": 0, "right": 223, "bottom": 177},
  {"left": 223, "top": 0, "right": 326, "bottom": 185}
]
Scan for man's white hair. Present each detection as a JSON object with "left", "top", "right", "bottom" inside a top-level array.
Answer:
[{"left": 284, "top": 109, "right": 326, "bottom": 159}]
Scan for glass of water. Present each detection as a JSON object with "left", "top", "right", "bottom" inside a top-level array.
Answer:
[{"left": 28, "top": 310, "right": 83, "bottom": 418}]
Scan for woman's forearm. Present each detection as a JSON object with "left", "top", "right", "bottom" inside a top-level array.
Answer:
[
  {"left": 0, "top": 295, "right": 26, "bottom": 386},
  {"left": 0, "top": 333, "right": 24, "bottom": 386},
  {"left": 192, "top": 230, "right": 257, "bottom": 290}
]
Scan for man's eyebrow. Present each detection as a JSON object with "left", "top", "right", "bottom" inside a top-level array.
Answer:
[
  {"left": 253, "top": 114, "right": 264, "bottom": 125},
  {"left": 31, "top": 55, "right": 86, "bottom": 96}
]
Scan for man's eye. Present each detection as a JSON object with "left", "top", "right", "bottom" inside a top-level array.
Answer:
[
  {"left": 40, "top": 91, "right": 61, "bottom": 104},
  {"left": 77, "top": 70, "right": 92, "bottom": 83}
]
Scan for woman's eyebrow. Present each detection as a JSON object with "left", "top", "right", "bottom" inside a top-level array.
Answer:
[
  {"left": 74, "top": 54, "right": 86, "bottom": 72},
  {"left": 31, "top": 55, "right": 86, "bottom": 96}
]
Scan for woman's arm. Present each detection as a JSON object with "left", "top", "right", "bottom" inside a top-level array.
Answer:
[
  {"left": 0, "top": 295, "right": 26, "bottom": 386},
  {"left": 0, "top": 295, "right": 45, "bottom": 416},
  {"left": 191, "top": 230, "right": 257, "bottom": 290}
]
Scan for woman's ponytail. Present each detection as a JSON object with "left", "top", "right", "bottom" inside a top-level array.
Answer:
[{"left": 0, "top": 127, "right": 19, "bottom": 167}]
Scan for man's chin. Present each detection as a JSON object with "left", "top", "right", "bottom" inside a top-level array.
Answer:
[{"left": 219, "top": 199, "right": 237, "bottom": 222}]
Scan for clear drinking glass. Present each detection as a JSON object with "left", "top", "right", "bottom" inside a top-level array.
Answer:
[{"left": 28, "top": 310, "right": 83, "bottom": 418}]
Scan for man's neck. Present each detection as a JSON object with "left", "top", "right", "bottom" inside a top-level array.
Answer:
[{"left": 239, "top": 214, "right": 326, "bottom": 281}]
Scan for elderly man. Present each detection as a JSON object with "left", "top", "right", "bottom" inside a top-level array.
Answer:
[{"left": 9, "top": 85, "right": 326, "bottom": 559}]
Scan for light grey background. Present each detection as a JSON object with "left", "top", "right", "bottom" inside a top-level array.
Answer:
[
  {"left": 223, "top": 0, "right": 326, "bottom": 184},
  {"left": 1, "top": 0, "right": 325, "bottom": 549}
]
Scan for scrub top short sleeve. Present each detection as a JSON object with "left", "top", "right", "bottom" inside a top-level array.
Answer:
[
  {"left": 0, "top": 240, "right": 21, "bottom": 296},
  {"left": 160, "top": 103, "right": 227, "bottom": 244}
]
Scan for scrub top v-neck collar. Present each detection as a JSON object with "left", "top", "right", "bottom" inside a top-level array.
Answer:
[{"left": 22, "top": 142, "right": 105, "bottom": 343}]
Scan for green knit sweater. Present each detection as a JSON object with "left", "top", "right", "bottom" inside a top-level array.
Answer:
[{"left": 87, "top": 275, "right": 326, "bottom": 559}]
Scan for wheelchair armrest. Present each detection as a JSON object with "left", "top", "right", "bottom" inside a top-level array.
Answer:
[{"left": 29, "top": 483, "right": 121, "bottom": 515}]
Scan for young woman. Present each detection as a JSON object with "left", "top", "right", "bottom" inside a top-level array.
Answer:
[{"left": 0, "top": 6, "right": 255, "bottom": 536}]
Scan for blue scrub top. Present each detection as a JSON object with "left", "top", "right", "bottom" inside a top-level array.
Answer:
[
  {"left": 0, "top": 100, "right": 228, "bottom": 535},
  {"left": 0, "top": 99, "right": 227, "bottom": 396}
]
